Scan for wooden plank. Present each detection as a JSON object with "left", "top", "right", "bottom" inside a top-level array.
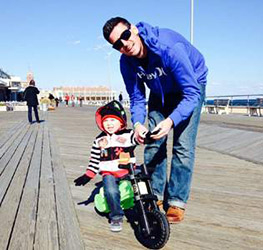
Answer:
[
  {"left": 0, "top": 125, "right": 37, "bottom": 249},
  {"left": 34, "top": 124, "right": 59, "bottom": 250},
  {"left": 7, "top": 123, "right": 43, "bottom": 249},
  {"left": 0, "top": 122, "right": 28, "bottom": 159},
  {"left": 49, "top": 131, "right": 85, "bottom": 250},
  {"left": 0, "top": 120, "right": 25, "bottom": 148},
  {"left": 0, "top": 123, "right": 28, "bottom": 169},
  {"left": 0, "top": 125, "right": 33, "bottom": 204},
  {"left": 0, "top": 112, "right": 26, "bottom": 138},
  {"left": 197, "top": 124, "right": 263, "bottom": 164}
]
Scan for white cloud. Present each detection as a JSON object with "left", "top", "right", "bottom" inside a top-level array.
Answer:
[
  {"left": 68, "top": 40, "right": 81, "bottom": 45},
  {"left": 94, "top": 43, "right": 111, "bottom": 51},
  {"left": 72, "top": 40, "right": 80, "bottom": 45}
]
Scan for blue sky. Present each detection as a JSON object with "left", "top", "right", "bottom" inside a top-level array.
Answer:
[{"left": 1, "top": 0, "right": 263, "bottom": 97}]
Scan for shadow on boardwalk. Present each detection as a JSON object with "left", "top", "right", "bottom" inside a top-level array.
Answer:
[{"left": 1, "top": 109, "right": 263, "bottom": 250}]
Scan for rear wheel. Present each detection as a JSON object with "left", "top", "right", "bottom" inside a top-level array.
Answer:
[{"left": 135, "top": 209, "right": 170, "bottom": 249}]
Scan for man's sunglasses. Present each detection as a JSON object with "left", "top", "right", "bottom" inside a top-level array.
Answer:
[{"left": 112, "top": 29, "right": 132, "bottom": 51}]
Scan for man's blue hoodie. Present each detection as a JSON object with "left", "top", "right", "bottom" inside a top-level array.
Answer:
[{"left": 120, "top": 22, "right": 208, "bottom": 128}]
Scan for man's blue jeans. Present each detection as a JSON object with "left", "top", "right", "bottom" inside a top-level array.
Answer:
[
  {"left": 144, "top": 84, "right": 205, "bottom": 209},
  {"left": 103, "top": 175, "right": 124, "bottom": 221}
]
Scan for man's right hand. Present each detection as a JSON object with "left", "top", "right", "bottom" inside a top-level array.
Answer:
[
  {"left": 134, "top": 123, "right": 148, "bottom": 144},
  {"left": 74, "top": 174, "right": 91, "bottom": 186},
  {"left": 144, "top": 128, "right": 161, "bottom": 144}
]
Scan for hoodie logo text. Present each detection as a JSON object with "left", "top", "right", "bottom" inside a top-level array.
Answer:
[{"left": 137, "top": 67, "right": 167, "bottom": 80}]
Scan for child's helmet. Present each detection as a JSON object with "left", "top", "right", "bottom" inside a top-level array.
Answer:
[{"left": 95, "top": 100, "right": 127, "bottom": 132}]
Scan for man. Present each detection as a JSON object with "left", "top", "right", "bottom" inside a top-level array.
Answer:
[
  {"left": 23, "top": 79, "right": 40, "bottom": 124},
  {"left": 118, "top": 91, "right": 123, "bottom": 104},
  {"left": 103, "top": 17, "right": 208, "bottom": 223}
]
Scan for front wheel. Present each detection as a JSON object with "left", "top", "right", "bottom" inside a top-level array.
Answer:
[{"left": 135, "top": 209, "right": 170, "bottom": 249}]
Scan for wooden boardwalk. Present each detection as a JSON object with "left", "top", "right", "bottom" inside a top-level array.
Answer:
[
  {"left": 0, "top": 113, "right": 84, "bottom": 250},
  {"left": 1, "top": 109, "right": 263, "bottom": 250}
]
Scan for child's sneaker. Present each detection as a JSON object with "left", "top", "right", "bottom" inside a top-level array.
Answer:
[
  {"left": 110, "top": 219, "right": 123, "bottom": 232},
  {"left": 166, "top": 206, "right": 185, "bottom": 223}
]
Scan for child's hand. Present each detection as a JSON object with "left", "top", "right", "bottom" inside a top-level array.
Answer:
[
  {"left": 134, "top": 123, "right": 148, "bottom": 144},
  {"left": 74, "top": 174, "right": 91, "bottom": 186}
]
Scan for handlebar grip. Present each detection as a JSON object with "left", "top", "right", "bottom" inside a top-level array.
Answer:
[
  {"left": 118, "top": 163, "right": 132, "bottom": 170},
  {"left": 144, "top": 129, "right": 161, "bottom": 144}
]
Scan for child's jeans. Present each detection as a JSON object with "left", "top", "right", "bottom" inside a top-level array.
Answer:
[{"left": 103, "top": 175, "right": 124, "bottom": 222}]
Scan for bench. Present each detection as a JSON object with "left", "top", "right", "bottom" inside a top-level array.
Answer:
[
  {"left": 248, "top": 98, "right": 263, "bottom": 117},
  {"left": 205, "top": 99, "right": 230, "bottom": 115}
]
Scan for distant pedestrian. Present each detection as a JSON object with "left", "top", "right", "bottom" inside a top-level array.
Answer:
[
  {"left": 79, "top": 96, "right": 84, "bottom": 107},
  {"left": 48, "top": 93, "right": 55, "bottom": 101},
  {"left": 71, "top": 94, "right": 75, "bottom": 107},
  {"left": 49, "top": 93, "right": 55, "bottom": 107},
  {"left": 65, "top": 94, "right": 70, "bottom": 107},
  {"left": 55, "top": 97, "right": 59, "bottom": 107},
  {"left": 23, "top": 79, "right": 40, "bottom": 124},
  {"left": 118, "top": 92, "right": 123, "bottom": 104}
]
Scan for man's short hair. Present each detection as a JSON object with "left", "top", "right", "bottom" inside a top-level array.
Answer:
[
  {"left": 29, "top": 79, "right": 35, "bottom": 86},
  {"left": 103, "top": 17, "right": 131, "bottom": 42}
]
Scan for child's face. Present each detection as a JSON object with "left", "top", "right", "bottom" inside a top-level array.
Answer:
[{"left": 102, "top": 117, "right": 121, "bottom": 134}]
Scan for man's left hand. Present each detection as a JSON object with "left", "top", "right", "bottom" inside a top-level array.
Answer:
[{"left": 151, "top": 117, "right": 174, "bottom": 140}]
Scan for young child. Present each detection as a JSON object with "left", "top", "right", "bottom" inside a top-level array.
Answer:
[{"left": 74, "top": 100, "right": 138, "bottom": 232}]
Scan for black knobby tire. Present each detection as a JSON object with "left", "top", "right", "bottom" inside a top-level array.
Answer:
[{"left": 135, "top": 209, "right": 170, "bottom": 249}]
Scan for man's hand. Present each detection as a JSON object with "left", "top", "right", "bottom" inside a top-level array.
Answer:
[
  {"left": 74, "top": 174, "right": 91, "bottom": 186},
  {"left": 151, "top": 117, "right": 174, "bottom": 140},
  {"left": 134, "top": 123, "right": 148, "bottom": 144},
  {"left": 144, "top": 129, "right": 161, "bottom": 144}
]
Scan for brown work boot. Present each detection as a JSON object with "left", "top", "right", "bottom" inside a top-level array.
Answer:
[{"left": 166, "top": 206, "right": 185, "bottom": 223}]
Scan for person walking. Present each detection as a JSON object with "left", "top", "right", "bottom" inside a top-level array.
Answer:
[
  {"left": 118, "top": 92, "right": 123, "bottom": 104},
  {"left": 55, "top": 97, "right": 59, "bottom": 107},
  {"left": 103, "top": 17, "right": 208, "bottom": 223},
  {"left": 23, "top": 79, "right": 40, "bottom": 124},
  {"left": 64, "top": 93, "right": 70, "bottom": 107},
  {"left": 71, "top": 94, "right": 75, "bottom": 107},
  {"left": 79, "top": 95, "right": 84, "bottom": 107}
]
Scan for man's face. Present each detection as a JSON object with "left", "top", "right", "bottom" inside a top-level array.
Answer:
[{"left": 109, "top": 22, "right": 146, "bottom": 58}]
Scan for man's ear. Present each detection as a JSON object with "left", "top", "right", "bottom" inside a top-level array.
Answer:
[{"left": 131, "top": 24, "right": 139, "bottom": 35}]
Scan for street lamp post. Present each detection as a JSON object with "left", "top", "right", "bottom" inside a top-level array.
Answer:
[
  {"left": 106, "top": 51, "right": 113, "bottom": 101},
  {"left": 190, "top": 0, "right": 194, "bottom": 45},
  {"left": 95, "top": 44, "right": 113, "bottom": 102}
]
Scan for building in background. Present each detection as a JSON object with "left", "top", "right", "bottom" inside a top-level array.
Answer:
[
  {"left": 26, "top": 71, "right": 34, "bottom": 84},
  {"left": 1, "top": 68, "right": 118, "bottom": 104},
  {"left": 53, "top": 86, "right": 116, "bottom": 103},
  {"left": 0, "top": 68, "right": 26, "bottom": 101},
  {"left": 0, "top": 69, "right": 11, "bottom": 101}
]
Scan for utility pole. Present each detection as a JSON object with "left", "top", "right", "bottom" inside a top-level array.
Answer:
[{"left": 190, "top": 0, "right": 194, "bottom": 44}]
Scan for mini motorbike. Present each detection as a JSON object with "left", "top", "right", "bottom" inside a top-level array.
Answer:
[{"left": 119, "top": 162, "right": 170, "bottom": 249}]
